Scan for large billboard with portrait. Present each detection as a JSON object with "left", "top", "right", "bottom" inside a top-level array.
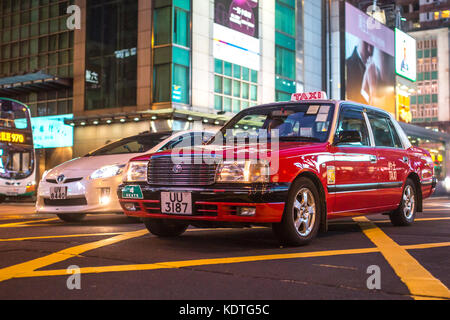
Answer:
[
  {"left": 395, "top": 28, "right": 417, "bottom": 82},
  {"left": 345, "top": 3, "right": 395, "bottom": 114},
  {"left": 213, "top": 0, "right": 260, "bottom": 71}
]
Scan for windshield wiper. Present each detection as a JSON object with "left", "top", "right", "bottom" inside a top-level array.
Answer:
[{"left": 278, "top": 136, "right": 321, "bottom": 142}]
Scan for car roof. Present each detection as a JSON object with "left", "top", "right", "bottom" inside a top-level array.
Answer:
[{"left": 242, "top": 100, "right": 393, "bottom": 118}]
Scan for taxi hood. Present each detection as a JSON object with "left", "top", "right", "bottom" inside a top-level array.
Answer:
[{"left": 130, "top": 141, "right": 329, "bottom": 162}]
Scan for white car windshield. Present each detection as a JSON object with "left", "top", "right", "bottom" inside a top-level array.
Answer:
[{"left": 85, "top": 133, "right": 172, "bottom": 156}]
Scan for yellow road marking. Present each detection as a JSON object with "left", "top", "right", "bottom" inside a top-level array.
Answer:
[
  {"left": 0, "top": 218, "right": 58, "bottom": 228},
  {"left": 19, "top": 247, "right": 380, "bottom": 278},
  {"left": 0, "top": 232, "right": 123, "bottom": 242},
  {"left": 373, "top": 217, "right": 450, "bottom": 224},
  {"left": 0, "top": 229, "right": 148, "bottom": 282},
  {"left": 354, "top": 217, "right": 450, "bottom": 300},
  {"left": 12, "top": 241, "right": 450, "bottom": 280}
]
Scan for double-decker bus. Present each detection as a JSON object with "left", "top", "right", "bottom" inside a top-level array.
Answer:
[{"left": 0, "top": 98, "right": 36, "bottom": 203}]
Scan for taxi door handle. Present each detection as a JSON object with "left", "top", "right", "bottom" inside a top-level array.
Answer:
[{"left": 370, "top": 155, "right": 377, "bottom": 163}]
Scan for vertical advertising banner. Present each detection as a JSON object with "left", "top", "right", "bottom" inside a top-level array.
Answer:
[
  {"left": 213, "top": 0, "right": 260, "bottom": 71},
  {"left": 345, "top": 3, "right": 395, "bottom": 114},
  {"left": 395, "top": 28, "right": 417, "bottom": 82}
]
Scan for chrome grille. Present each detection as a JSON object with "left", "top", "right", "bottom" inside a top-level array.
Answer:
[{"left": 147, "top": 156, "right": 218, "bottom": 186}]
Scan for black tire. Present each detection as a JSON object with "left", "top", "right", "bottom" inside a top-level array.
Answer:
[
  {"left": 143, "top": 218, "right": 188, "bottom": 237},
  {"left": 57, "top": 213, "right": 86, "bottom": 222},
  {"left": 390, "top": 178, "right": 417, "bottom": 226},
  {"left": 0, "top": 195, "right": 5, "bottom": 204},
  {"left": 272, "top": 177, "right": 321, "bottom": 246}
]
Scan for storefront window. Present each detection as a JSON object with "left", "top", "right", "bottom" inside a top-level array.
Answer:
[{"left": 408, "top": 136, "right": 447, "bottom": 180}]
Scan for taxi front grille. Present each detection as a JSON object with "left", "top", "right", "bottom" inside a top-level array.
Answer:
[{"left": 147, "top": 156, "right": 217, "bottom": 186}]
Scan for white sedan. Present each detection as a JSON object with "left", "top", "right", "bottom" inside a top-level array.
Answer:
[{"left": 36, "top": 130, "right": 214, "bottom": 222}]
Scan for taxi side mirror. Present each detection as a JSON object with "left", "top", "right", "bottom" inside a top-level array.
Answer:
[{"left": 334, "top": 130, "right": 362, "bottom": 145}]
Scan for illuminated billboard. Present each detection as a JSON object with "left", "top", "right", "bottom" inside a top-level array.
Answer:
[
  {"left": 345, "top": 3, "right": 395, "bottom": 114},
  {"left": 31, "top": 114, "right": 74, "bottom": 149},
  {"left": 395, "top": 28, "right": 417, "bottom": 82},
  {"left": 213, "top": 0, "right": 260, "bottom": 71}
]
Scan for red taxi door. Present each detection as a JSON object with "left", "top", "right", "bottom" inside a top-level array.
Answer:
[
  {"left": 330, "top": 106, "right": 380, "bottom": 215},
  {"left": 366, "top": 111, "right": 410, "bottom": 207}
]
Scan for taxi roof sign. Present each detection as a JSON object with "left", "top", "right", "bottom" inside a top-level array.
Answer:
[{"left": 291, "top": 91, "right": 328, "bottom": 102}]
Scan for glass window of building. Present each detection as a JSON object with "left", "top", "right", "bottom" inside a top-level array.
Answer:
[
  {"left": 0, "top": 0, "right": 74, "bottom": 117},
  {"left": 85, "top": 0, "right": 138, "bottom": 110},
  {"left": 214, "top": 59, "right": 258, "bottom": 112},
  {"left": 152, "top": 0, "right": 191, "bottom": 105},
  {"left": 275, "top": 0, "right": 296, "bottom": 101}
]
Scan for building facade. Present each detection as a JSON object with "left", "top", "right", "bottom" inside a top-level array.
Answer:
[{"left": 0, "top": 0, "right": 327, "bottom": 171}]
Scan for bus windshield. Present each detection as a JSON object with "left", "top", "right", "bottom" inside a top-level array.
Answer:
[
  {"left": 0, "top": 146, "right": 34, "bottom": 180},
  {"left": 0, "top": 99, "right": 34, "bottom": 181}
]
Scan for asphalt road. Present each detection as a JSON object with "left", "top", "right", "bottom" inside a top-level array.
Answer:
[{"left": 0, "top": 197, "right": 449, "bottom": 300}]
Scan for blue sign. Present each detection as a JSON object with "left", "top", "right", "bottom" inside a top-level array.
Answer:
[
  {"left": 31, "top": 114, "right": 74, "bottom": 149},
  {"left": 172, "top": 85, "right": 182, "bottom": 102}
]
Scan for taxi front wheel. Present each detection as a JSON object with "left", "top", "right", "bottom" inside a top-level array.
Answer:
[
  {"left": 143, "top": 218, "right": 188, "bottom": 237},
  {"left": 272, "top": 177, "right": 321, "bottom": 246},
  {"left": 390, "top": 178, "right": 417, "bottom": 226}
]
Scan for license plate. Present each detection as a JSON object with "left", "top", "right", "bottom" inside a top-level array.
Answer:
[
  {"left": 50, "top": 186, "right": 68, "bottom": 200},
  {"left": 161, "top": 192, "right": 192, "bottom": 215},
  {"left": 122, "top": 185, "right": 144, "bottom": 199}
]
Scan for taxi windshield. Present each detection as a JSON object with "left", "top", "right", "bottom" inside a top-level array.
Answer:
[{"left": 213, "top": 103, "right": 335, "bottom": 143}]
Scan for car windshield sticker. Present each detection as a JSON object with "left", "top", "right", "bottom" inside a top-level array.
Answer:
[
  {"left": 307, "top": 105, "right": 320, "bottom": 114},
  {"left": 319, "top": 105, "right": 330, "bottom": 114},
  {"left": 316, "top": 113, "right": 328, "bottom": 122},
  {"left": 300, "top": 127, "right": 313, "bottom": 137}
]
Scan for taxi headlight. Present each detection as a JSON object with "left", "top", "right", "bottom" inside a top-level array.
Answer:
[
  {"left": 217, "top": 160, "right": 270, "bottom": 183},
  {"left": 90, "top": 165, "right": 125, "bottom": 180},
  {"left": 124, "top": 161, "right": 148, "bottom": 182}
]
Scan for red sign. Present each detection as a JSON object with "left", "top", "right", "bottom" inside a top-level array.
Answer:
[{"left": 291, "top": 91, "right": 328, "bottom": 102}]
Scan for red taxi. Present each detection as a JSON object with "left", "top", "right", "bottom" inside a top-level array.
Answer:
[{"left": 118, "top": 92, "right": 436, "bottom": 246}]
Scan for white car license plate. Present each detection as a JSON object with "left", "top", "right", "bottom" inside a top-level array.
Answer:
[
  {"left": 161, "top": 192, "right": 192, "bottom": 215},
  {"left": 50, "top": 186, "right": 68, "bottom": 200}
]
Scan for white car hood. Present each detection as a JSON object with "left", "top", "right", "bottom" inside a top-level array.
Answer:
[{"left": 46, "top": 153, "right": 143, "bottom": 179}]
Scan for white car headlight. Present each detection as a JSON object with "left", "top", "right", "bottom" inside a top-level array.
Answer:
[
  {"left": 90, "top": 165, "right": 125, "bottom": 180},
  {"left": 217, "top": 160, "right": 270, "bottom": 183},
  {"left": 124, "top": 161, "right": 148, "bottom": 182}
]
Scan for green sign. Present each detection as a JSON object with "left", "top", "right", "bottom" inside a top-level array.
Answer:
[{"left": 122, "top": 185, "right": 144, "bottom": 199}]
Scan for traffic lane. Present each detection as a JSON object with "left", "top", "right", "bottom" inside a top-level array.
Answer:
[
  {"left": 367, "top": 202, "right": 450, "bottom": 246},
  {"left": 0, "top": 259, "right": 410, "bottom": 300},
  {"left": 41, "top": 222, "right": 377, "bottom": 272},
  {"left": 0, "top": 215, "right": 143, "bottom": 269},
  {"left": 0, "top": 200, "right": 448, "bottom": 299},
  {"left": 0, "top": 203, "right": 36, "bottom": 217}
]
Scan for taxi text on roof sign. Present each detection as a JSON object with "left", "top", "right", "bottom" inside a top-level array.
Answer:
[{"left": 291, "top": 91, "right": 328, "bottom": 102}]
